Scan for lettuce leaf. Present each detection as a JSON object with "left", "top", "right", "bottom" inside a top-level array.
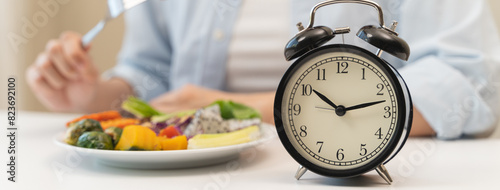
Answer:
[{"left": 210, "top": 100, "right": 261, "bottom": 120}]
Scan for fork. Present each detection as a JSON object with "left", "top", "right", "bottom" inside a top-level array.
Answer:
[{"left": 81, "top": 0, "right": 147, "bottom": 47}]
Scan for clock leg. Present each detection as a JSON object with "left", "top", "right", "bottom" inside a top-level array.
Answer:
[
  {"left": 295, "top": 165, "right": 308, "bottom": 180},
  {"left": 375, "top": 164, "right": 393, "bottom": 185}
]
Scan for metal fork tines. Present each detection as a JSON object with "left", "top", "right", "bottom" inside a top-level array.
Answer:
[{"left": 81, "top": 0, "right": 147, "bottom": 47}]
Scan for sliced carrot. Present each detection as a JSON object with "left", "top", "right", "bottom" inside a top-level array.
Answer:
[
  {"left": 100, "top": 118, "right": 140, "bottom": 130},
  {"left": 66, "top": 111, "right": 122, "bottom": 127}
]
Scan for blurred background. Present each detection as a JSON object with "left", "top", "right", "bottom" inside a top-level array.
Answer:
[
  {"left": 1, "top": 0, "right": 124, "bottom": 112},
  {"left": 1, "top": 0, "right": 500, "bottom": 137}
]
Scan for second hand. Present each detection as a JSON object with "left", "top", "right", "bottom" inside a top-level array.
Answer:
[{"left": 315, "top": 106, "right": 335, "bottom": 111}]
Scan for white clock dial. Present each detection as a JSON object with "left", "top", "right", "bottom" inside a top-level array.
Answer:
[{"left": 280, "top": 49, "right": 399, "bottom": 170}]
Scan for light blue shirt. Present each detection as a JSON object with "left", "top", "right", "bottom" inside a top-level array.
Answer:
[{"left": 106, "top": 0, "right": 500, "bottom": 139}]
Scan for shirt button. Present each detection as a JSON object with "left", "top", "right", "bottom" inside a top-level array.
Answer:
[{"left": 213, "top": 28, "right": 225, "bottom": 41}]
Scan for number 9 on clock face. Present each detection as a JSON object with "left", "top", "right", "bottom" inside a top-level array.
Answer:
[{"left": 274, "top": 44, "right": 409, "bottom": 177}]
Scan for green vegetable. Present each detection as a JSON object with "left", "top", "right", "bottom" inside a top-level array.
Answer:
[
  {"left": 104, "top": 127, "right": 123, "bottom": 146},
  {"left": 76, "top": 131, "right": 114, "bottom": 150},
  {"left": 210, "top": 100, "right": 261, "bottom": 120},
  {"left": 122, "top": 96, "right": 162, "bottom": 119},
  {"left": 127, "top": 147, "right": 145, "bottom": 151},
  {"left": 151, "top": 109, "right": 196, "bottom": 123},
  {"left": 64, "top": 119, "right": 103, "bottom": 145}
]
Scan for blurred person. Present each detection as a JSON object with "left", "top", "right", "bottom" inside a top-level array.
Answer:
[{"left": 26, "top": 0, "right": 500, "bottom": 139}]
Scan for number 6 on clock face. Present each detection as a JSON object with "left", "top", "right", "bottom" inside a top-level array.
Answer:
[{"left": 274, "top": 44, "right": 411, "bottom": 177}]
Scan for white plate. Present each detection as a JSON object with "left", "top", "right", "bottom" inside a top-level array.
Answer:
[{"left": 54, "top": 124, "right": 276, "bottom": 169}]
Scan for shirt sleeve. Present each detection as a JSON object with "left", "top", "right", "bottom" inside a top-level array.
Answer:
[
  {"left": 103, "top": 1, "right": 172, "bottom": 102},
  {"left": 397, "top": 0, "right": 500, "bottom": 139}
]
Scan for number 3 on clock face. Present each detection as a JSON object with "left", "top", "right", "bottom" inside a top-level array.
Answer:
[{"left": 275, "top": 44, "right": 408, "bottom": 177}]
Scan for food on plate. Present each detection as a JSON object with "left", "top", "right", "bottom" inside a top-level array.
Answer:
[
  {"left": 64, "top": 119, "right": 104, "bottom": 145},
  {"left": 66, "top": 110, "right": 121, "bottom": 127},
  {"left": 183, "top": 104, "right": 261, "bottom": 137},
  {"left": 159, "top": 135, "right": 188, "bottom": 150},
  {"left": 151, "top": 109, "right": 196, "bottom": 123},
  {"left": 115, "top": 125, "right": 162, "bottom": 151},
  {"left": 153, "top": 115, "right": 193, "bottom": 135},
  {"left": 104, "top": 127, "right": 123, "bottom": 146},
  {"left": 76, "top": 131, "right": 114, "bottom": 150},
  {"left": 211, "top": 100, "right": 261, "bottom": 120},
  {"left": 100, "top": 118, "right": 140, "bottom": 130},
  {"left": 187, "top": 125, "right": 260, "bottom": 149},
  {"left": 63, "top": 97, "right": 263, "bottom": 151},
  {"left": 122, "top": 96, "right": 162, "bottom": 119},
  {"left": 158, "top": 126, "right": 181, "bottom": 138}
]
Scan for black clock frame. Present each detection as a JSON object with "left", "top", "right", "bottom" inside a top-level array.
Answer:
[{"left": 274, "top": 44, "right": 411, "bottom": 178}]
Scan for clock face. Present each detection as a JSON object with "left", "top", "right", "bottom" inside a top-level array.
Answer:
[{"left": 275, "top": 44, "right": 407, "bottom": 177}]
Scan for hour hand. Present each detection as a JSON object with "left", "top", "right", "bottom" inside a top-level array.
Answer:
[
  {"left": 345, "top": 100, "right": 386, "bottom": 111},
  {"left": 312, "top": 89, "right": 338, "bottom": 109}
]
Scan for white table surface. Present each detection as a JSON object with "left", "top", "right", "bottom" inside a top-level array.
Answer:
[{"left": 2, "top": 111, "right": 500, "bottom": 190}]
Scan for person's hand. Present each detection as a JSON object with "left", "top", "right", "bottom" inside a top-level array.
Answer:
[
  {"left": 149, "top": 84, "right": 228, "bottom": 113},
  {"left": 26, "top": 31, "right": 99, "bottom": 112},
  {"left": 149, "top": 84, "right": 275, "bottom": 123}
]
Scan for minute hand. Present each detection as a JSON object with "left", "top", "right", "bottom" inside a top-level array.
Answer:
[{"left": 345, "top": 100, "right": 386, "bottom": 111}]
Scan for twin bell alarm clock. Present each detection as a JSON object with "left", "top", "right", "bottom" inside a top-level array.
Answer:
[{"left": 274, "top": 0, "right": 412, "bottom": 184}]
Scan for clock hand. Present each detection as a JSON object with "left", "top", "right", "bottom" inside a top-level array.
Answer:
[
  {"left": 315, "top": 105, "right": 346, "bottom": 116},
  {"left": 312, "top": 89, "right": 338, "bottom": 109},
  {"left": 345, "top": 100, "right": 386, "bottom": 111},
  {"left": 315, "top": 106, "right": 335, "bottom": 111}
]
